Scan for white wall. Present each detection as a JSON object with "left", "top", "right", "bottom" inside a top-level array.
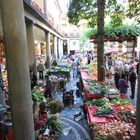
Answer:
[
  {"left": 47, "top": 0, "right": 61, "bottom": 25},
  {"left": 33, "top": 0, "right": 44, "bottom": 11},
  {"left": 69, "top": 39, "right": 80, "bottom": 51}
]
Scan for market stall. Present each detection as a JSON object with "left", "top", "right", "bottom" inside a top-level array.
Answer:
[
  {"left": 32, "top": 86, "right": 64, "bottom": 140},
  {"left": 80, "top": 62, "right": 136, "bottom": 140},
  {"left": 46, "top": 66, "right": 70, "bottom": 80}
]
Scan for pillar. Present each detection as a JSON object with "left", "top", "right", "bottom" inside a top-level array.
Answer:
[
  {"left": 94, "top": 43, "right": 97, "bottom": 62},
  {"left": 127, "top": 41, "right": 134, "bottom": 62},
  {"left": 58, "top": 38, "right": 61, "bottom": 59},
  {"left": 118, "top": 42, "right": 123, "bottom": 59},
  {"left": 44, "top": 0, "right": 47, "bottom": 16},
  {"left": 53, "top": 35, "right": 58, "bottom": 59},
  {"left": 57, "top": 38, "right": 59, "bottom": 59},
  {"left": 133, "top": 37, "right": 137, "bottom": 60},
  {"left": 26, "top": 21, "right": 37, "bottom": 76},
  {"left": 136, "top": 51, "right": 140, "bottom": 140},
  {"left": 45, "top": 31, "right": 51, "bottom": 68},
  {"left": 67, "top": 39, "right": 70, "bottom": 54},
  {"left": 60, "top": 39, "right": 63, "bottom": 58},
  {"left": 136, "top": 37, "right": 140, "bottom": 58},
  {"left": 0, "top": 0, "right": 35, "bottom": 140}
]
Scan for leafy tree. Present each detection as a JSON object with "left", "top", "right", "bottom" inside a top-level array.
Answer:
[
  {"left": 67, "top": 0, "right": 97, "bottom": 27},
  {"left": 67, "top": 0, "right": 125, "bottom": 28},
  {"left": 127, "top": 0, "right": 140, "bottom": 23},
  {"left": 109, "top": 4, "right": 125, "bottom": 27}
]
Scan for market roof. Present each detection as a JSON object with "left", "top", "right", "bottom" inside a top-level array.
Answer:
[{"left": 85, "top": 25, "right": 140, "bottom": 43}]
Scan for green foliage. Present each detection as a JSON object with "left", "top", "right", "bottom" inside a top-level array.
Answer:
[
  {"left": 83, "top": 25, "right": 140, "bottom": 39},
  {"left": 127, "top": 0, "right": 140, "bottom": 23},
  {"left": 109, "top": 4, "right": 125, "bottom": 27},
  {"left": 80, "top": 28, "right": 94, "bottom": 42},
  {"left": 67, "top": 0, "right": 124, "bottom": 28},
  {"left": 67, "top": 0, "right": 94, "bottom": 26},
  {"left": 46, "top": 115, "right": 63, "bottom": 135}
]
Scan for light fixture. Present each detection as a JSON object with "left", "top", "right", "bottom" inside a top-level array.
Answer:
[{"left": 34, "top": 40, "right": 38, "bottom": 44}]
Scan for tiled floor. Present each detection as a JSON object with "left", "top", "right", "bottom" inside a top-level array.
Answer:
[
  {"left": 53, "top": 77, "right": 91, "bottom": 140},
  {"left": 52, "top": 71, "right": 138, "bottom": 140}
]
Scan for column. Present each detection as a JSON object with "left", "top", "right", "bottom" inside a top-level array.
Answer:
[
  {"left": 60, "top": 40, "right": 64, "bottom": 58},
  {"left": 94, "top": 43, "right": 97, "bottom": 61},
  {"left": 118, "top": 42, "right": 123, "bottom": 59},
  {"left": 26, "top": 21, "right": 37, "bottom": 76},
  {"left": 67, "top": 39, "right": 70, "bottom": 54},
  {"left": 53, "top": 35, "right": 58, "bottom": 59},
  {"left": 57, "top": 38, "right": 59, "bottom": 59},
  {"left": 136, "top": 37, "right": 140, "bottom": 58},
  {"left": 44, "top": 0, "right": 47, "bottom": 16},
  {"left": 45, "top": 31, "right": 51, "bottom": 68},
  {"left": 127, "top": 41, "right": 134, "bottom": 62},
  {"left": 58, "top": 38, "right": 61, "bottom": 59},
  {"left": 0, "top": 0, "right": 35, "bottom": 140}
]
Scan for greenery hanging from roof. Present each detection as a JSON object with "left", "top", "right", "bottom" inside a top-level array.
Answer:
[{"left": 83, "top": 25, "right": 140, "bottom": 39}]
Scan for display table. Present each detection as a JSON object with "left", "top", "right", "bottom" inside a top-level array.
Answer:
[
  {"left": 79, "top": 62, "right": 136, "bottom": 139},
  {"left": 46, "top": 68, "right": 70, "bottom": 80},
  {"left": 84, "top": 95, "right": 136, "bottom": 139},
  {"left": 80, "top": 70, "right": 89, "bottom": 90},
  {"left": 84, "top": 104, "right": 121, "bottom": 124}
]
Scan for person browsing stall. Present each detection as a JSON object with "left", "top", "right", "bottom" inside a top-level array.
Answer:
[
  {"left": 118, "top": 73, "right": 128, "bottom": 96},
  {"left": 44, "top": 75, "right": 52, "bottom": 98},
  {"left": 128, "top": 67, "right": 136, "bottom": 99}
]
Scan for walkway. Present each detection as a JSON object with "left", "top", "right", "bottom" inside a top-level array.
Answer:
[{"left": 53, "top": 77, "right": 91, "bottom": 140}]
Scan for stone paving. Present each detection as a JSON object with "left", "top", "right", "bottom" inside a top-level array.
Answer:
[
  {"left": 52, "top": 70, "right": 138, "bottom": 140},
  {"left": 53, "top": 77, "right": 91, "bottom": 140},
  {"left": 56, "top": 117, "right": 90, "bottom": 140}
]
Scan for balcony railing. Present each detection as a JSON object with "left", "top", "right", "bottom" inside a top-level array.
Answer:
[
  {"left": 25, "top": 0, "right": 79, "bottom": 37},
  {"left": 62, "top": 31, "right": 80, "bottom": 37},
  {"left": 31, "top": 1, "right": 47, "bottom": 18},
  {"left": 47, "top": 12, "right": 54, "bottom": 26}
]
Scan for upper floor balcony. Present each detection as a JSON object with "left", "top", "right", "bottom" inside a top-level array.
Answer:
[
  {"left": 25, "top": 0, "right": 63, "bottom": 34},
  {"left": 47, "top": 12, "right": 54, "bottom": 26}
]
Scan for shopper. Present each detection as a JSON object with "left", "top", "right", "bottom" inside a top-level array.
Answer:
[
  {"left": 136, "top": 62, "right": 139, "bottom": 75},
  {"left": 128, "top": 67, "right": 137, "bottom": 99},
  {"left": 87, "top": 51, "right": 91, "bottom": 64},
  {"left": 108, "top": 57, "right": 112, "bottom": 70},
  {"left": 30, "top": 70, "right": 37, "bottom": 90},
  {"left": 0, "top": 73, "right": 3, "bottom": 90},
  {"left": 124, "top": 62, "right": 130, "bottom": 78},
  {"left": 44, "top": 75, "right": 52, "bottom": 98},
  {"left": 0, "top": 73, "right": 5, "bottom": 105},
  {"left": 52, "top": 59, "right": 57, "bottom": 66},
  {"left": 118, "top": 73, "right": 128, "bottom": 95},
  {"left": 71, "top": 59, "right": 77, "bottom": 79},
  {"left": 37, "top": 61, "right": 44, "bottom": 79},
  {"left": 39, "top": 102, "right": 48, "bottom": 120},
  {"left": 114, "top": 67, "right": 120, "bottom": 90}
]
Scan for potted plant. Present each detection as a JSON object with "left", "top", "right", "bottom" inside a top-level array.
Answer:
[{"left": 48, "top": 99, "right": 64, "bottom": 114}]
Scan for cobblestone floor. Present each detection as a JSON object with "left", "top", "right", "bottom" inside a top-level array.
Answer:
[{"left": 53, "top": 77, "right": 91, "bottom": 140}]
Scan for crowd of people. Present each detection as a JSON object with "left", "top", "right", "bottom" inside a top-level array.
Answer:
[
  {"left": 0, "top": 52, "right": 138, "bottom": 104},
  {"left": 105, "top": 56, "right": 139, "bottom": 100},
  {"left": 29, "top": 54, "right": 82, "bottom": 99}
]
